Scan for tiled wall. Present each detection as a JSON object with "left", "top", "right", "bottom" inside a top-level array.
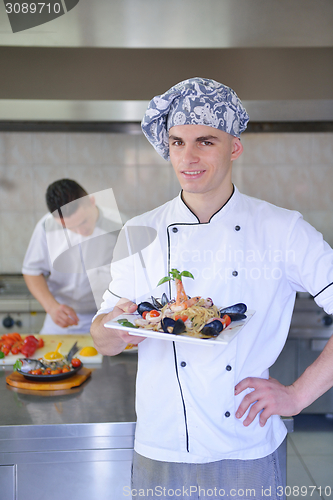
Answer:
[{"left": 0, "top": 131, "right": 332, "bottom": 273}]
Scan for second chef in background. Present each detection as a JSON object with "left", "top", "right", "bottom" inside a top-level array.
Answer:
[{"left": 22, "top": 179, "right": 121, "bottom": 334}]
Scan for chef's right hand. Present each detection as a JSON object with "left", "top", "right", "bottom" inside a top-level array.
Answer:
[
  {"left": 91, "top": 299, "right": 146, "bottom": 356},
  {"left": 49, "top": 303, "right": 79, "bottom": 328}
]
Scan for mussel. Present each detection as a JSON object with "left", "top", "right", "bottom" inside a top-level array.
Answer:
[
  {"left": 137, "top": 293, "right": 170, "bottom": 316},
  {"left": 226, "top": 312, "right": 247, "bottom": 322},
  {"left": 219, "top": 302, "right": 247, "bottom": 315},
  {"left": 137, "top": 301, "right": 156, "bottom": 316},
  {"left": 201, "top": 319, "right": 224, "bottom": 338},
  {"left": 161, "top": 317, "right": 186, "bottom": 335}
]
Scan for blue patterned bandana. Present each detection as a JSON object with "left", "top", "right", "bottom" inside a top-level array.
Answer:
[{"left": 141, "top": 77, "right": 249, "bottom": 161}]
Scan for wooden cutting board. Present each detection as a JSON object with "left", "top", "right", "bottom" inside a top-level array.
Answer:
[
  {"left": 0, "top": 334, "right": 103, "bottom": 365},
  {"left": 6, "top": 367, "right": 92, "bottom": 391}
]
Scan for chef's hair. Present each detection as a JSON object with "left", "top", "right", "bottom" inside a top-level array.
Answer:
[{"left": 46, "top": 179, "right": 89, "bottom": 218}]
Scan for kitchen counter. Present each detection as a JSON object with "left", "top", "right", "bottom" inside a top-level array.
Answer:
[
  {"left": 0, "top": 352, "right": 138, "bottom": 500},
  {"left": 0, "top": 351, "right": 137, "bottom": 425}
]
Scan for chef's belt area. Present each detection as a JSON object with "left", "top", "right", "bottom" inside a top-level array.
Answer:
[
  {"left": 0, "top": 275, "right": 45, "bottom": 334},
  {"left": 270, "top": 292, "right": 333, "bottom": 414}
]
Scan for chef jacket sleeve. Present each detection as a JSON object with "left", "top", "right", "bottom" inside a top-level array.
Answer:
[
  {"left": 286, "top": 215, "right": 333, "bottom": 313},
  {"left": 22, "top": 218, "right": 51, "bottom": 277}
]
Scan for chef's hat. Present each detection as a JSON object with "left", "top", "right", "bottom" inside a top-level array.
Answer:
[{"left": 141, "top": 77, "right": 249, "bottom": 161}]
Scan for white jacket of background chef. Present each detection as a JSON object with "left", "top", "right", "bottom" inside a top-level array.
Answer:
[
  {"left": 23, "top": 207, "right": 121, "bottom": 334},
  {"left": 97, "top": 186, "right": 333, "bottom": 463}
]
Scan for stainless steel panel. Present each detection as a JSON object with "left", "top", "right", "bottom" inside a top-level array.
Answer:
[
  {"left": 16, "top": 457, "right": 132, "bottom": 500},
  {"left": 0, "top": 0, "right": 332, "bottom": 48},
  {"left": 0, "top": 465, "right": 15, "bottom": 500}
]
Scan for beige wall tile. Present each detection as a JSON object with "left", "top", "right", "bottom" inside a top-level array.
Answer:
[
  {"left": 0, "top": 211, "right": 35, "bottom": 273},
  {"left": 239, "top": 133, "right": 279, "bottom": 165},
  {"left": 137, "top": 134, "right": 168, "bottom": 166},
  {"left": 312, "top": 133, "right": 333, "bottom": 164},
  {"left": 68, "top": 133, "right": 102, "bottom": 165},
  {"left": 32, "top": 165, "right": 69, "bottom": 212},
  {"left": 101, "top": 133, "right": 137, "bottom": 166},
  {"left": 0, "top": 134, "right": 6, "bottom": 165},
  {"left": 310, "top": 165, "right": 333, "bottom": 211},
  {"left": 32, "top": 133, "right": 67, "bottom": 165},
  {"left": 137, "top": 165, "right": 174, "bottom": 212},
  {"left": 0, "top": 165, "right": 34, "bottom": 212},
  {"left": 277, "top": 133, "right": 313, "bottom": 165},
  {"left": 99, "top": 165, "right": 138, "bottom": 216},
  {"left": 3, "top": 133, "right": 33, "bottom": 165}
]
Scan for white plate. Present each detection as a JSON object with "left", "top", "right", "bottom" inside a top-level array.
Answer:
[{"left": 105, "top": 310, "right": 255, "bottom": 346}]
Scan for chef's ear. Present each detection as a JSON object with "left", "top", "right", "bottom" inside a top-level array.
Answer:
[
  {"left": 231, "top": 138, "right": 243, "bottom": 160},
  {"left": 88, "top": 195, "right": 96, "bottom": 206}
]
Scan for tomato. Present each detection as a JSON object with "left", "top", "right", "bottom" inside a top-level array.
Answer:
[
  {"left": 221, "top": 314, "right": 231, "bottom": 328},
  {"left": 37, "top": 338, "right": 44, "bottom": 349},
  {"left": 50, "top": 369, "right": 61, "bottom": 375},
  {"left": 61, "top": 366, "right": 70, "bottom": 373},
  {"left": 1, "top": 345, "right": 10, "bottom": 356},
  {"left": 71, "top": 358, "right": 81, "bottom": 368},
  {"left": 30, "top": 369, "right": 43, "bottom": 375},
  {"left": 10, "top": 341, "right": 24, "bottom": 355},
  {"left": 149, "top": 310, "right": 160, "bottom": 317},
  {"left": 175, "top": 314, "right": 188, "bottom": 322},
  {"left": 142, "top": 311, "right": 148, "bottom": 319}
]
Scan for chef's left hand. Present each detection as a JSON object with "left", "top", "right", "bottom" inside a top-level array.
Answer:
[{"left": 234, "top": 377, "right": 300, "bottom": 427}]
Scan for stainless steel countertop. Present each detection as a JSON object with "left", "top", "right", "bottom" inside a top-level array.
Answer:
[{"left": 0, "top": 352, "right": 138, "bottom": 426}]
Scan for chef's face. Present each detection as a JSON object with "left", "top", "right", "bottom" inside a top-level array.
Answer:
[
  {"left": 168, "top": 125, "right": 243, "bottom": 198},
  {"left": 55, "top": 197, "right": 98, "bottom": 236}
]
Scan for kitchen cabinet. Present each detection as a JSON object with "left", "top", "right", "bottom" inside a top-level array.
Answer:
[{"left": 0, "top": 353, "right": 137, "bottom": 500}]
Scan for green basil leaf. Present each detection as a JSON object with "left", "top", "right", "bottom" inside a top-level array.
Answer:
[
  {"left": 13, "top": 359, "right": 22, "bottom": 370},
  {"left": 0, "top": 351, "right": 5, "bottom": 359},
  {"left": 180, "top": 271, "right": 194, "bottom": 280},
  {"left": 157, "top": 276, "right": 172, "bottom": 286},
  {"left": 117, "top": 319, "right": 138, "bottom": 329}
]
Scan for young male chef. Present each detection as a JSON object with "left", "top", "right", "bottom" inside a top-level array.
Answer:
[
  {"left": 23, "top": 178, "right": 121, "bottom": 334},
  {"left": 91, "top": 78, "right": 333, "bottom": 499}
]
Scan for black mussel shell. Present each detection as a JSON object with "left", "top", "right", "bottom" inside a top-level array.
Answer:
[
  {"left": 201, "top": 319, "right": 223, "bottom": 338},
  {"left": 151, "top": 296, "right": 163, "bottom": 309},
  {"left": 161, "top": 317, "right": 186, "bottom": 335},
  {"left": 137, "top": 301, "right": 155, "bottom": 316},
  {"left": 219, "top": 303, "right": 247, "bottom": 315},
  {"left": 173, "top": 319, "right": 186, "bottom": 335},
  {"left": 226, "top": 312, "right": 247, "bottom": 322},
  {"left": 161, "top": 317, "right": 176, "bottom": 334},
  {"left": 161, "top": 293, "right": 169, "bottom": 307}
]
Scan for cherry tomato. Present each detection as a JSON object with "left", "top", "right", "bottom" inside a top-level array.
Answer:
[
  {"left": 61, "top": 367, "right": 70, "bottom": 373},
  {"left": 221, "top": 314, "right": 231, "bottom": 328},
  {"left": 1, "top": 345, "right": 10, "bottom": 356},
  {"left": 175, "top": 314, "right": 188, "bottom": 322},
  {"left": 10, "top": 341, "right": 24, "bottom": 355},
  {"left": 71, "top": 358, "right": 81, "bottom": 368},
  {"left": 50, "top": 369, "right": 61, "bottom": 375},
  {"left": 31, "top": 369, "right": 43, "bottom": 375},
  {"left": 149, "top": 310, "right": 160, "bottom": 317}
]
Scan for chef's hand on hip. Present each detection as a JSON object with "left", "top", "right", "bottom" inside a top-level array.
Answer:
[
  {"left": 234, "top": 377, "right": 300, "bottom": 427},
  {"left": 49, "top": 303, "right": 79, "bottom": 328}
]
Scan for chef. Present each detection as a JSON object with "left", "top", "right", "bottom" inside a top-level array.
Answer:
[
  {"left": 91, "top": 78, "right": 333, "bottom": 499},
  {"left": 23, "top": 179, "right": 122, "bottom": 334}
]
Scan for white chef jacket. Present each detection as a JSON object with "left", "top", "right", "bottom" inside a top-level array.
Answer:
[
  {"left": 97, "top": 186, "right": 333, "bottom": 462},
  {"left": 23, "top": 207, "right": 121, "bottom": 334}
]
